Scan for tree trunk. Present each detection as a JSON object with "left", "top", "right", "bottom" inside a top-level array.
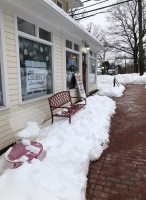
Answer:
[
  {"left": 138, "top": 0, "right": 144, "bottom": 76},
  {"left": 133, "top": 52, "right": 138, "bottom": 73}
]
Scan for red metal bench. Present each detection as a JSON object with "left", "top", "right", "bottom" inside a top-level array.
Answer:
[{"left": 48, "top": 91, "right": 86, "bottom": 124}]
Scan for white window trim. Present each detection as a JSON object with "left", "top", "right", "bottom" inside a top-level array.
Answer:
[
  {"left": 0, "top": 9, "right": 10, "bottom": 110},
  {"left": 14, "top": 14, "right": 55, "bottom": 104},
  {"left": 57, "top": 0, "right": 63, "bottom": 9},
  {"left": 65, "top": 39, "right": 81, "bottom": 90}
]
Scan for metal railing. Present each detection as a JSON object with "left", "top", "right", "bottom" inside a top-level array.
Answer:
[{"left": 113, "top": 76, "right": 120, "bottom": 87}]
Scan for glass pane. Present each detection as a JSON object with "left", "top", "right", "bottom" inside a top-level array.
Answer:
[
  {"left": 17, "top": 17, "right": 35, "bottom": 36},
  {"left": 39, "top": 28, "right": 52, "bottom": 42},
  {"left": 89, "top": 58, "right": 96, "bottom": 85},
  {"left": 57, "top": 1, "right": 63, "bottom": 8},
  {"left": 93, "top": 53, "right": 96, "bottom": 58},
  {"left": 74, "top": 43, "right": 79, "bottom": 52},
  {"left": 66, "top": 51, "right": 79, "bottom": 89},
  {"left": 66, "top": 40, "right": 72, "bottom": 49},
  {"left": 19, "top": 37, "right": 53, "bottom": 101},
  {"left": 90, "top": 51, "right": 92, "bottom": 56},
  {"left": 0, "top": 52, "right": 4, "bottom": 106}
]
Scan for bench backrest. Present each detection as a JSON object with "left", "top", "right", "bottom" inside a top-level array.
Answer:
[{"left": 48, "top": 91, "right": 72, "bottom": 111}]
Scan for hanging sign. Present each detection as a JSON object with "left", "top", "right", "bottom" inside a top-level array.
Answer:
[{"left": 75, "top": 73, "right": 86, "bottom": 99}]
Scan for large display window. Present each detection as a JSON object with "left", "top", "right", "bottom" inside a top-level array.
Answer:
[
  {"left": 66, "top": 51, "right": 79, "bottom": 89},
  {"left": 89, "top": 57, "right": 96, "bottom": 85},
  {"left": 17, "top": 17, "right": 53, "bottom": 101},
  {"left": 19, "top": 37, "right": 53, "bottom": 101},
  {"left": 66, "top": 39, "right": 80, "bottom": 90}
]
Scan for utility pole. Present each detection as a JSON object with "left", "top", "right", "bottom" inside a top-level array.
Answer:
[{"left": 138, "top": 0, "right": 144, "bottom": 76}]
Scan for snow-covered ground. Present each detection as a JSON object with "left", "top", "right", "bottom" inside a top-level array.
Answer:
[
  {"left": 0, "top": 95, "right": 116, "bottom": 200},
  {"left": 116, "top": 73, "right": 146, "bottom": 85},
  {"left": 0, "top": 73, "right": 145, "bottom": 200},
  {"left": 97, "top": 73, "right": 146, "bottom": 97}
]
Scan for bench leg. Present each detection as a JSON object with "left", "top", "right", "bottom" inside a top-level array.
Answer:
[
  {"left": 69, "top": 116, "right": 71, "bottom": 124},
  {"left": 52, "top": 116, "right": 54, "bottom": 124}
]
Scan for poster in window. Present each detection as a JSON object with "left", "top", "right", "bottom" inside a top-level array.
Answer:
[
  {"left": 25, "top": 60, "right": 48, "bottom": 93},
  {"left": 75, "top": 73, "right": 86, "bottom": 99}
]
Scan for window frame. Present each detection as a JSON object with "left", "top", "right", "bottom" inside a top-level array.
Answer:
[
  {"left": 15, "top": 15, "right": 55, "bottom": 104},
  {"left": 88, "top": 51, "right": 97, "bottom": 86},
  {"left": 0, "top": 9, "right": 9, "bottom": 110},
  {"left": 65, "top": 39, "right": 81, "bottom": 90}
]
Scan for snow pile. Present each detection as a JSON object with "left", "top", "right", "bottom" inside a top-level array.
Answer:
[
  {"left": 0, "top": 94, "right": 116, "bottom": 200},
  {"left": 25, "top": 145, "right": 41, "bottom": 154},
  {"left": 97, "top": 75, "right": 125, "bottom": 97},
  {"left": 17, "top": 122, "right": 40, "bottom": 139},
  {"left": 116, "top": 73, "right": 146, "bottom": 85},
  {"left": 21, "top": 139, "right": 31, "bottom": 146}
]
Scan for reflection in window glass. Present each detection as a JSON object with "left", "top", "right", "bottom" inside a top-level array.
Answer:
[
  {"left": 66, "top": 40, "right": 72, "bottom": 49},
  {"left": 39, "top": 28, "right": 52, "bottom": 42},
  {"left": 0, "top": 49, "right": 4, "bottom": 106},
  {"left": 74, "top": 43, "right": 79, "bottom": 52},
  {"left": 66, "top": 51, "right": 79, "bottom": 89},
  {"left": 17, "top": 17, "right": 35, "bottom": 36},
  {"left": 19, "top": 37, "right": 53, "bottom": 101},
  {"left": 89, "top": 58, "right": 96, "bottom": 85}
]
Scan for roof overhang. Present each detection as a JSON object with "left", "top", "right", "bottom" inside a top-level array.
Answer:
[
  {"left": 66, "top": 0, "right": 83, "bottom": 9},
  {"left": 0, "top": 0, "right": 104, "bottom": 51}
]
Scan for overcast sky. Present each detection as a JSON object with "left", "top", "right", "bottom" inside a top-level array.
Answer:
[{"left": 79, "top": 0, "right": 115, "bottom": 29}]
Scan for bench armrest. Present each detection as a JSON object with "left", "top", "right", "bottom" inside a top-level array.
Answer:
[{"left": 71, "top": 97, "right": 86, "bottom": 105}]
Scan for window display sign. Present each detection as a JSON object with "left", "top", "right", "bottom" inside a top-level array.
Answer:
[
  {"left": 25, "top": 60, "right": 47, "bottom": 93},
  {"left": 26, "top": 68, "right": 47, "bottom": 93},
  {"left": 75, "top": 73, "right": 86, "bottom": 99}
]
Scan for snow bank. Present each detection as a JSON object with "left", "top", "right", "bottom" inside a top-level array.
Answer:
[
  {"left": 97, "top": 73, "right": 146, "bottom": 97},
  {"left": 97, "top": 75, "right": 125, "bottom": 97},
  {"left": 116, "top": 73, "right": 146, "bottom": 85},
  {"left": 0, "top": 94, "right": 116, "bottom": 200}
]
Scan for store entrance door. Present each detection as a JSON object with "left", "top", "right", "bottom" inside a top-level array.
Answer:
[{"left": 82, "top": 53, "right": 86, "bottom": 93}]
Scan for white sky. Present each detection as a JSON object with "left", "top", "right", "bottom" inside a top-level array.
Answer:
[{"left": 79, "top": 0, "right": 115, "bottom": 29}]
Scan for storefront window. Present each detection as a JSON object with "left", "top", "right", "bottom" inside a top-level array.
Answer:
[
  {"left": 19, "top": 37, "right": 53, "bottom": 101},
  {"left": 66, "top": 51, "right": 79, "bottom": 89},
  {"left": 89, "top": 58, "right": 96, "bottom": 85},
  {"left": 0, "top": 54, "right": 4, "bottom": 106}
]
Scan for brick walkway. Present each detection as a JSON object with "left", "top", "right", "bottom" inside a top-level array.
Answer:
[{"left": 86, "top": 85, "right": 146, "bottom": 200}]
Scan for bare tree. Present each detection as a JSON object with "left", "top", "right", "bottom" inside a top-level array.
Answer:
[
  {"left": 86, "top": 22, "right": 112, "bottom": 61},
  {"left": 106, "top": 0, "right": 146, "bottom": 73}
]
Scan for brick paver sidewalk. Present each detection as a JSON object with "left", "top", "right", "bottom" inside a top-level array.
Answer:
[{"left": 86, "top": 85, "right": 146, "bottom": 200}]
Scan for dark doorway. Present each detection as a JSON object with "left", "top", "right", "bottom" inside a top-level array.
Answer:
[{"left": 82, "top": 53, "right": 86, "bottom": 93}]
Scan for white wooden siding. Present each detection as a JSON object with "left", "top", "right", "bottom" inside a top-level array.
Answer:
[{"left": 0, "top": 9, "right": 65, "bottom": 150}]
